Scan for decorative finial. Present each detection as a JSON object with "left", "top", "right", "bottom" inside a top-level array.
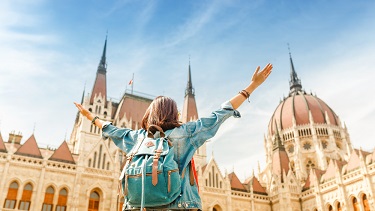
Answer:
[{"left": 33, "top": 122, "right": 36, "bottom": 134}]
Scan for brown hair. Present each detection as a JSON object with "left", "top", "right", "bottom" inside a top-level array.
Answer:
[{"left": 141, "top": 96, "right": 181, "bottom": 132}]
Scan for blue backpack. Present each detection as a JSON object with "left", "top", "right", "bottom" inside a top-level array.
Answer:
[{"left": 119, "top": 125, "right": 181, "bottom": 209}]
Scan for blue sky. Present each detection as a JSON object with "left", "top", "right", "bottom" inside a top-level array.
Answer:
[{"left": 1, "top": 0, "right": 375, "bottom": 180}]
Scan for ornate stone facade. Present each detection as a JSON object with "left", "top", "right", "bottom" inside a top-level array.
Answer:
[{"left": 0, "top": 39, "right": 373, "bottom": 211}]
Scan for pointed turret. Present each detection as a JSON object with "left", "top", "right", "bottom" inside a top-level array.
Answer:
[
  {"left": 75, "top": 87, "right": 85, "bottom": 124},
  {"left": 272, "top": 123, "right": 290, "bottom": 182},
  {"left": 90, "top": 37, "right": 108, "bottom": 104},
  {"left": 181, "top": 61, "right": 198, "bottom": 123},
  {"left": 288, "top": 48, "right": 302, "bottom": 95}
]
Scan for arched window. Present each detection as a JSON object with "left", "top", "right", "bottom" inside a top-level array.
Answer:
[
  {"left": 328, "top": 204, "right": 333, "bottom": 211},
  {"left": 4, "top": 181, "right": 19, "bottom": 209},
  {"left": 93, "top": 152, "right": 97, "bottom": 168},
  {"left": 106, "top": 162, "right": 110, "bottom": 170},
  {"left": 42, "top": 186, "right": 54, "bottom": 211},
  {"left": 56, "top": 188, "right": 68, "bottom": 211},
  {"left": 363, "top": 194, "right": 370, "bottom": 211},
  {"left": 337, "top": 202, "right": 342, "bottom": 211},
  {"left": 98, "top": 145, "right": 102, "bottom": 168},
  {"left": 19, "top": 183, "right": 33, "bottom": 210},
  {"left": 353, "top": 197, "right": 360, "bottom": 211},
  {"left": 88, "top": 191, "right": 100, "bottom": 211},
  {"left": 88, "top": 159, "right": 92, "bottom": 167},
  {"left": 102, "top": 154, "right": 106, "bottom": 169},
  {"left": 212, "top": 204, "right": 222, "bottom": 211}
]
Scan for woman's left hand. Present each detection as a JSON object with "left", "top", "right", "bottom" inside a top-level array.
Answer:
[{"left": 251, "top": 63, "right": 273, "bottom": 88}]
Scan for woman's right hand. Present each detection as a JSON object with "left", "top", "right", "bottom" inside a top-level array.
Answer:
[{"left": 74, "top": 102, "right": 92, "bottom": 120}]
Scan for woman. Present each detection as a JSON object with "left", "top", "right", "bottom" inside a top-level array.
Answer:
[{"left": 75, "top": 63, "right": 273, "bottom": 210}]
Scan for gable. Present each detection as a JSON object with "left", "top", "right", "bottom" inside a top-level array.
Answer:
[
  {"left": 228, "top": 172, "right": 247, "bottom": 192},
  {"left": 85, "top": 139, "right": 115, "bottom": 170},
  {"left": 202, "top": 158, "right": 226, "bottom": 189},
  {"left": 49, "top": 141, "right": 76, "bottom": 164},
  {"left": 346, "top": 149, "right": 361, "bottom": 172},
  {"left": 15, "top": 135, "right": 42, "bottom": 158}
]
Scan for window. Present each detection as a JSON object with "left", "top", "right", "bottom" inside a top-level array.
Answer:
[
  {"left": 303, "top": 142, "right": 311, "bottom": 150},
  {"left": 337, "top": 202, "right": 342, "bottom": 211},
  {"left": 306, "top": 160, "right": 316, "bottom": 173},
  {"left": 4, "top": 181, "right": 19, "bottom": 209},
  {"left": 322, "top": 140, "right": 328, "bottom": 149},
  {"left": 98, "top": 145, "right": 102, "bottom": 168},
  {"left": 328, "top": 204, "right": 333, "bottom": 211},
  {"left": 88, "top": 191, "right": 100, "bottom": 211},
  {"left": 93, "top": 152, "right": 97, "bottom": 168},
  {"left": 288, "top": 145, "right": 294, "bottom": 153},
  {"left": 42, "top": 186, "right": 54, "bottom": 211},
  {"left": 363, "top": 194, "right": 370, "bottom": 211},
  {"left": 19, "top": 183, "right": 33, "bottom": 210},
  {"left": 102, "top": 154, "right": 106, "bottom": 169},
  {"left": 56, "top": 188, "right": 68, "bottom": 211},
  {"left": 353, "top": 197, "right": 360, "bottom": 211}
]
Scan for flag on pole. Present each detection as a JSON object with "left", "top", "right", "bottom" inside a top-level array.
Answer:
[{"left": 128, "top": 79, "right": 133, "bottom": 85}]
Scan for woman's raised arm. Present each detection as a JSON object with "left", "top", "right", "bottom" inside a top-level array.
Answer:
[{"left": 229, "top": 63, "right": 273, "bottom": 110}]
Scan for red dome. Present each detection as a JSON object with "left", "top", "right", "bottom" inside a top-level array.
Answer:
[{"left": 268, "top": 92, "right": 340, "bottom": 135}]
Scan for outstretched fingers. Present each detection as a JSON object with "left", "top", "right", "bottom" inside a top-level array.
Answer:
[{"left": 262, "top": 63, "right": 273, "bottom": 78}]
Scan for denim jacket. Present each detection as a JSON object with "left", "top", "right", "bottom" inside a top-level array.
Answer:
[{"left": 102, "top": 101, "right": 240, "bottom": 210}]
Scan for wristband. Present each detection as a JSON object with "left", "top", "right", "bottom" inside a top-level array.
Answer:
[{"left": 92, "top": 116, "right": 99, "bottom": 125}]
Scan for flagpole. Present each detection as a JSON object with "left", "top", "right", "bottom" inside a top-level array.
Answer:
[{"left": 131, "top": 73, "right": 134, "bottom": 94}]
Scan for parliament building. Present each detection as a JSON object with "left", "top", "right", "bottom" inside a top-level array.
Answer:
[{"left": 0, "top": 38, "right": 374, "bottom": 211}]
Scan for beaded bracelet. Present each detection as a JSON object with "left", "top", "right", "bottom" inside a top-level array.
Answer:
[
  {"left": 92, "top": 116, "right": 99, "bottom": 125},
  {"left": 238, "top": 90, "right": 251, "bottom": 102}
]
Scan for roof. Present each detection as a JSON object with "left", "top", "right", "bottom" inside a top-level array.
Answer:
[
  {"left": 90, "top": 71, "right": 107, "bottom": 105},
  {"left": 15, "top": 134, "right": 42, "bottom": 158},
  {"left": 181, "top": 94, "right": 198, "bottom": 123},
  {"left": 268, "top": 54, "right": 340, "bottom": 135},
  {"left": 272, "top": 147, "right": 290, "bottom": 182},
  {"left": 116, "top": 94, "right": 153, "bottom": 129},
  {"left": 246, "top": 176, "right": 268, "bottom": 195},
  {"left": 0, "top": 133, "right": 7, "bottom": 152},
  {"left": 268, "top": 93, "right": 339, "bottom": 134},
  {"left": 228, "top": 172, "right": 247, "bottom": 192},
  {"left": 303, "top": 169, "right": 325, "bottom": 191},
  {"left": 49, "top": 141, "right": 76, "bottom": 164}
]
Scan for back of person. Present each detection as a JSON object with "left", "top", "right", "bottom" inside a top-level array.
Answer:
[{"left": 74, "top": 63, "right": 273, "bottom": 210}]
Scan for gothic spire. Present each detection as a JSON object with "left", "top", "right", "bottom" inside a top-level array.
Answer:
[
  {"left": 90, "top": 36, "right": 108, "bottom": 104},
  {"left": 98, "top": 35, "right": 107, "bottom": 74},
  {"left": 288, "top": 45, "right": 302, "bottom": 95},
  {"left": 181, "top": 60, "right": 198, "bottom": 123},
  {"left": 185, "top": 60, "right": 195, "bottom": 97}
]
